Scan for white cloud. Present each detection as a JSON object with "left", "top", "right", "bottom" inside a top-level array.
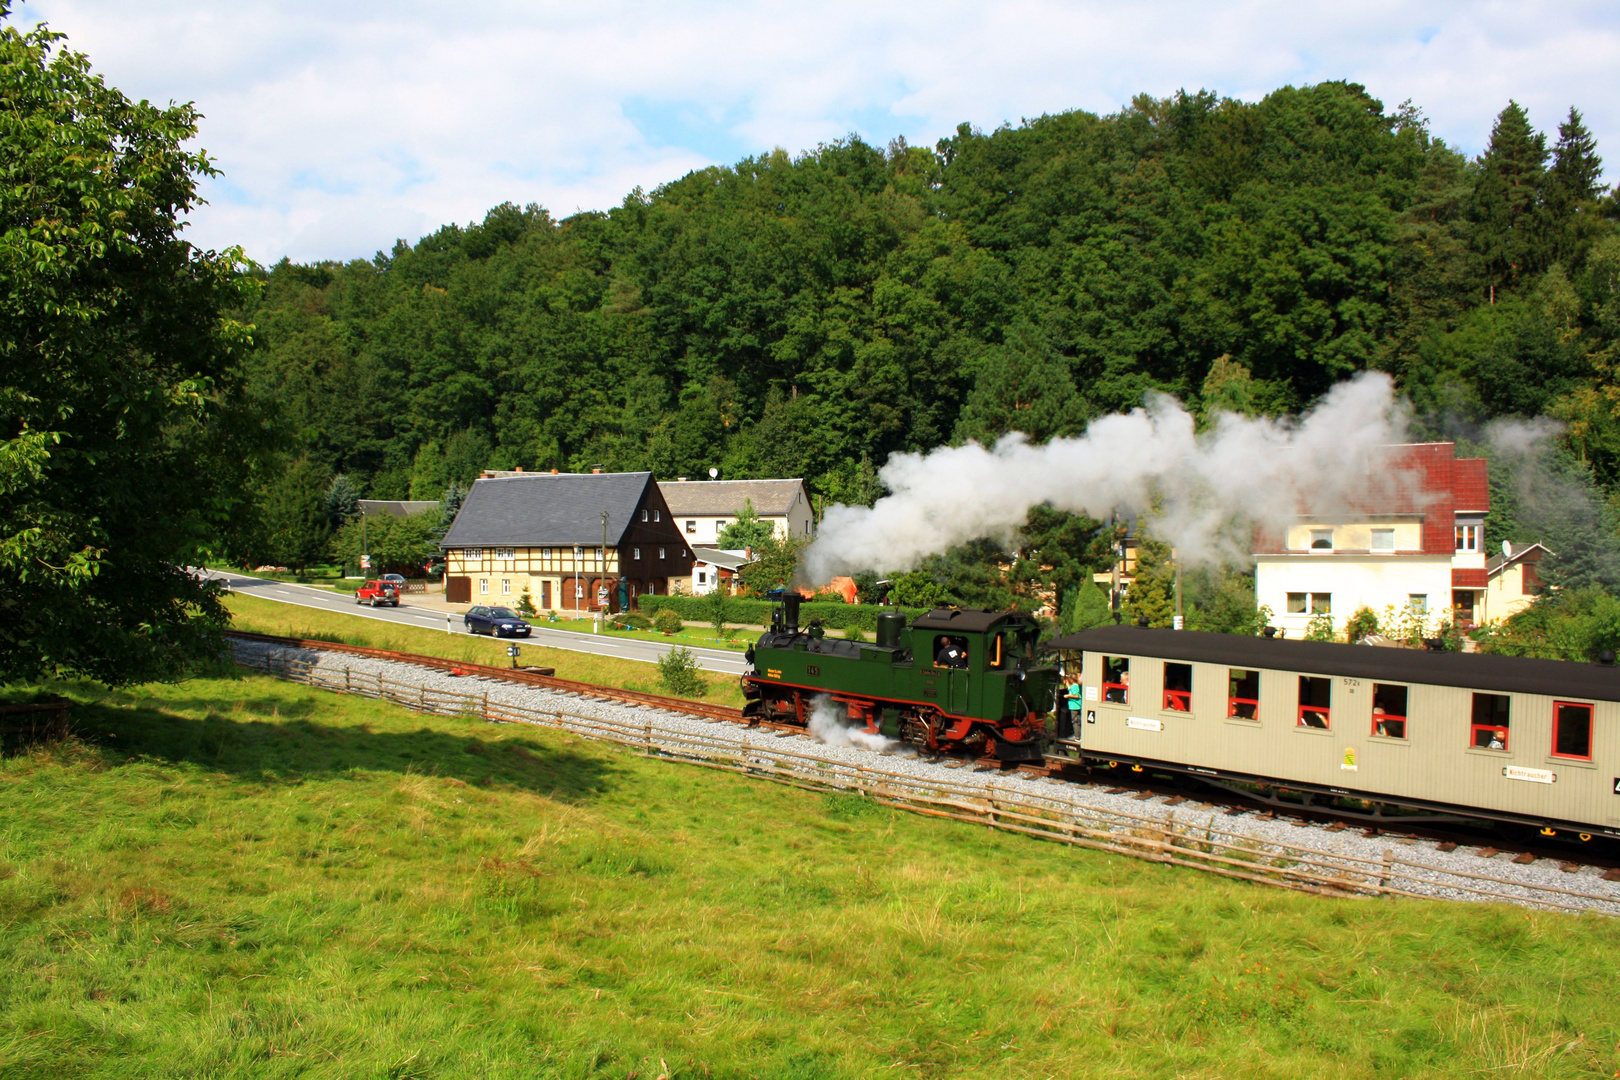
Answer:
[{"left": 21, "top": 0, "right": 1620, "bottom": 263}]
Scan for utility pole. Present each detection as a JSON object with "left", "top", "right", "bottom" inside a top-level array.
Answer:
[
  {"left": 600, "top": 509, "right": 609, "bottom": 633},
  {"left": 573, "top": 544, "right": 582, "bottom": 616},
  {"left": 1110, "top": 512, "right": 1121, "bottom": 624},
  {"left": 360, "top": 506, "right": 369, "bottom": 578},
  {"left": 1173, "top": 547, "right": 1184, "bottom": 630}
]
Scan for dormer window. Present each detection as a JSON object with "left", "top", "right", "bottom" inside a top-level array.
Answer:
[{"left": 1310, "top": 529, "right": 1333, "bottom": 551}]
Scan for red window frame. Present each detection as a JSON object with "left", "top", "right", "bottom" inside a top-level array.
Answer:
[
  {"left": 1101, "top": 656, "right": 1129, "bottom": 705},
  {"left": 1470, "top": 693, "right": 1510, "bottom": 750},
  {"left": 1551, "top": 700, "right": 1594, "bottom": 761},
  {"left": 1297, "top": 704, "right": 1331, "bottom": 729},
  {"left": 1370, "top": 683, "right": 1408, "bottom": 739},
  {"left": 1227, "top": 668, "right": 1259, "bottom": 721}
]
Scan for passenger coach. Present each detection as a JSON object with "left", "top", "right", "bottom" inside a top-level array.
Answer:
[{"left": 1048, "top": 626, "right": 1620, "bottom": 840}]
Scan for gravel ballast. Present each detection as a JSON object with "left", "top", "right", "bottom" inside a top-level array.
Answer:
[{"left": 229, "top": 638, "right": 1620, "bottom": 915}]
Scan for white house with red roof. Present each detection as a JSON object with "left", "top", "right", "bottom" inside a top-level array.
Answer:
[{"left": 1253, "top": 443, "right": 1491, "bottom": 636}]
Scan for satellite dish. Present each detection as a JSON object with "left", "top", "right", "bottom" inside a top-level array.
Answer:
[
  {"left": 708, "top": 467, "right": 719, "bottom": 479},
  {"left": 1502, "top": 540, "right": 1512, "bottom": 557}
]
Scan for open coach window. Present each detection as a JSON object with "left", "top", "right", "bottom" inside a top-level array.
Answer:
[
  {"left": 1470, "top": 693, "right": 1510, "bottom": 750},
  {"left": 1102, "top": 657, "right": 1129, "bottom": 704},
  {"left": 1371, "top": 684, "right": 1408, "bottom": 739},
  {"left": 1297, "top": 676, "right": 1331, "bottom": 729},
  {"left": 1228, "top": 669, "right": 1259, "bottom": 720},
  {"left": 1553, "top": 701, "right": 1593, "bottom": 760},
  {"left": 1163, "top": 663, "right": 1192, "bottom": 712}
]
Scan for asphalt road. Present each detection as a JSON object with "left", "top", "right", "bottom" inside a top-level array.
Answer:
[{"left": 203, "top": 569, "right": 751, "bottom": 675}]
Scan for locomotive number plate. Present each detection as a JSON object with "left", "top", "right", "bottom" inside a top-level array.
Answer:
[{"left": 806, "top": 665, "right": 821, "bottom": 676}]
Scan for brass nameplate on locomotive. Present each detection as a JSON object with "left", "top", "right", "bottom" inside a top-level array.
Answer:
[
  {"left": 766, "top": 669, "right": 782, "bottom": 679},
  {"left": 806, "top": 665, "right": 821, "bottom": 676}
]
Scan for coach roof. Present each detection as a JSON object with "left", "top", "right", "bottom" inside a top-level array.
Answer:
[
  {"left": 1048, "top": 625, "right": 1620, "bottom": 703},
  {"left": 438, "top": 471, "right": 657, "bottom": 549}
]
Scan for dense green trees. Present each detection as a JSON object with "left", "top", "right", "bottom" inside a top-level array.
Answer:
[
  {"left": 231, "top": 82, "right": 1618, "bottom": 630},
  {"left": 0, "top": 11, "right": 266, "bottom": 684}
]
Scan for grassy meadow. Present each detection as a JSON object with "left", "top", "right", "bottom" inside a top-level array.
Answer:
[
  {"left": 223, "top": 592, "right": 746, "bottom": 706},
  {"left": 0, "top": 670, "right": 1618, "bottom": 1078}
]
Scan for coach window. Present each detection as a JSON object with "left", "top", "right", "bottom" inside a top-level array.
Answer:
[
  {"left": 1470, "top": 693, "right": 1510, "bottom": 750},
  {"left": 1163, "top": 663, "right": 1192, "bottom": 712},
  {"left": 1371, "top": 684, "right": 1408, "bottom": 739},
  {"left": 1102, "top": 657, "right": 1130, "bottom": 704},
  {"left": 1228, "top": 669, "right": 1260, "bottom": 720},
  {"left": 1552, "top": 701, "right": 1593, "bottom": 760},
  {"left": 1297, "top": 676, "right": 1331, "bottom": 729}
]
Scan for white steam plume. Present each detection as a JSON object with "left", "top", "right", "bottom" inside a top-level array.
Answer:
[
  {"left": 807, "top": 694, "right": 900, "bottom": 752},
  {"left": 806, "top": 372, "right": 1412, "bottom": 581}
]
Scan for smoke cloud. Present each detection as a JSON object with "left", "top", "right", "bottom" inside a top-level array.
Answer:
[
  {"left": 806, "top": 371, "right": 1413, "bottom": 580},
  {"left": 807, "top": 694, "right": 900, "bottom": 752}
]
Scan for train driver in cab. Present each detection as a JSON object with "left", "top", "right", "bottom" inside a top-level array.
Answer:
[{"left": 934, "top": 636, "right": 969, "bottom": 669}]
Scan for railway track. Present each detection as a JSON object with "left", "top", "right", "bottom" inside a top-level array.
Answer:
[{"left": 227, "top": 630, "right": 1620, "bottom": 881}]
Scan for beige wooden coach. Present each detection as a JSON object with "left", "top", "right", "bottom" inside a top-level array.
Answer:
[{"left": 1049, "top": 626, "right": 1620, "bottom": 839}]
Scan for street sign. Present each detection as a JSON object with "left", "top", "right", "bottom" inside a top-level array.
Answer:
[
  {"left": 359, "top": 554, "right": 371, "bottom": 569},
  {"left": 507, "top": 643, "right": 521, "bottom": 668}
]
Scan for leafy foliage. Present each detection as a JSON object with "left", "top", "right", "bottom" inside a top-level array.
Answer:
[
  {"left": 329, "top": 510, "right": 439, "bottom": 577},
  {"left": 655, "top": 645, "right": 705, "bottom": 696},
  {"left": 0, "top": 13, "right": 266, "bottom": 684},
  {"left": 715, "top": 499, "right": 774, "bottom": 550}
]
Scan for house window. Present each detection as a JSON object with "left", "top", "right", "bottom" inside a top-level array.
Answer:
[
  {"left": 1163, "top": 663, "right": 1192, "bottom": 712},
  {"left": 495, "top": 548, "right": 515, "bottom": 560},
  {"left": 1371, "top": 528, "right": 1395, "bottom": 552},
  {"left": 1285, "top": 592, "right": 1332, "bottom": 615},
  {"left": 1552, "top": 701, "right": 1593, "bottom": 760},
  {"left": 1470, "top": 693, "right": 1510, "bottom": 750},
  {"left": 1298, "top": 676, "right": 1331, "bottom": 729},
  {"left": 465, "top": 548, "right": 483, "bottom": 560},
  {"left": 641, "top": 509, "right": 649, "bottom": 521},
  {"left": 502, "top": 579, "right": 511, "bottom": 594},
  {"left": 1228, "top": 669, "right": 1259, "bottom": 721},
  {"left": 805, "top": 520, "right": 811, "bottom": 535},
  {"left": 633, "top": 547, "right": 641, "bottom": 560},
  {"left": 686, "top": 520, "right": 696, "bottom": 533},
  {"left": 697, "top": 571, "right": 707, "bottom": 584},
  {"left": 1455, "top": 524, "right": 1480, "bottom": 552},
  {"left": 1310, "top": 529, "right": 1334, "bottom": 551},
  {"left": 1102, "top": 657, "right": 1129, "bottom": 704},
  {"left": 1372, "top": 684, "right": 1407, "bottom": 739},
  {"left": 658, "top": 547, "right": 667, "bottom": 560},
  {"left": 1311, "top": 593, "right": 1331, "bottom": 615},
  {"left": 1287, "top": 592, "right": 1307, "bottom": 614},
  {"left": 479, "top": 579, "right": 489, "bottom": 594},
  {"left": 1408, "top": 594, "right": 1427, "bottom": 615}
]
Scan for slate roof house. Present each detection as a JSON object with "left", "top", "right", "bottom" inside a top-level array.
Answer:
[
  {"left": 658, "top": 478, "right": 814, "bottom": 546},
  {"left": 358, "top": 499, "right": 440, "bottom": 519},
  {"left": 438, "top": 471, "right": 693, "bottom": 611}
]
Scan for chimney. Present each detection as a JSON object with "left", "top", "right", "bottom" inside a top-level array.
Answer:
[
  {"left": 592, "top": 467, "right": 602, "bottom": 474},
  {"left": 677, "top": 476, "right": 688, "bottom": 482},
  {"left": 550, "top": 468, "right": 559, "bottom": 475},
  {"left": 514, "top": 466, "right": 523, "bottom": 473}
]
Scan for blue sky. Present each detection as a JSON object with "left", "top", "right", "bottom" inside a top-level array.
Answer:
[{"left": 21, "top": 1, "right": 1620, "bottom": 264}]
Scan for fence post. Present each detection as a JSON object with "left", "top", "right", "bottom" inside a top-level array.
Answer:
[
  {"left": 643, "top": 721, "right": 652, "bottom": 756},
  {"left": 345, "top": 666, "right": 351, "bottom": 692},
  {"left": 483, "top": 691, "right": 489, "bottom": 721},
  {"left": 1379, "top": 849, "right": 1394, "bottom": 894}
]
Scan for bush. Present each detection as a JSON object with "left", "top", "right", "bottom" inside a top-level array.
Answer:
[
  {"left": 516, "top": 586, "right": 538, "bottom": 618},
  {"left": 656, "top": 646, "right": 706, "bottom": 696},
  {"left": 613, "top": 613, "right": 652, "bottom": 630},
  {"left": 636, "top": 594, "right": 926, "bottom": 631},
  {"left": 1344, "top": 606, "right": 1379, "bottom": 643},
  {"left": 652, "top": 609, "right": 684, "bottom": 635}
]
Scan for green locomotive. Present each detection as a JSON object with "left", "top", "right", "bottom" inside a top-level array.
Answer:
[{"left": 742, "top": 594, "right": 1057, "bottom": 760}]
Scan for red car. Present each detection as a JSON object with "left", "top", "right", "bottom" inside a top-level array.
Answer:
[{"left": 354, "top": 579, "right": 400, "bottom": 607}]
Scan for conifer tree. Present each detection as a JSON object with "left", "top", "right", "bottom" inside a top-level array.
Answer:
[
  {"left": 1470, "top": 101, "right": 1548, "bottom": 291},
  {"left": 1542, "top": 107, "right": 1607, "bottom": 267}
]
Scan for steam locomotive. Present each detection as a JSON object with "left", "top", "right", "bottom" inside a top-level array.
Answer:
[{"left": 742, "top": 594, "right": 1058, "bottom": 760}]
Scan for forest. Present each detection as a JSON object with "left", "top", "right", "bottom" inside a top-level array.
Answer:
[{"left": 235, "top": 82, "right": 1620, "bottom": 645}]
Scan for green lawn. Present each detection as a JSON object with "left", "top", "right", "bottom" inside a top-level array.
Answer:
[
  {"left": 1, "top": 673, "right": 1618, "bottom": 1078},
  {"left": 223, "top": 593, "right": 746, "bottom": 707}
]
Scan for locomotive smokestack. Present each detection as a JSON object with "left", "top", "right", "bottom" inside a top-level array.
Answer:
[{"left": 782, "top": 593, "right": 801, "bottom": 634}]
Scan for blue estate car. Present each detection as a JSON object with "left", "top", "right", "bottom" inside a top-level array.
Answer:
[{"left": 464, "top": 605, "right": 532, "bottom": 637}]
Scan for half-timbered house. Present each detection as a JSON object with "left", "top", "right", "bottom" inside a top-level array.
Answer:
[{"left": 439, "top": 471, "right": 693, "bottom": 611}]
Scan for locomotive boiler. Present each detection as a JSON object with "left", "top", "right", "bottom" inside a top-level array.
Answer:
[{"left": 742, "top": 594, "right": 1057, "bottom": 760}]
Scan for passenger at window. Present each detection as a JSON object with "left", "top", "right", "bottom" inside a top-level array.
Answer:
[
  {"left": 1373, "top": 705, "right": 1389, "bottom": 737},
  {"left": 1488, "top": 729, "right": 1506, "bottom": 750},
  {"left": 1300, "top": 708, "right": 1328, "bottom": 729}
]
